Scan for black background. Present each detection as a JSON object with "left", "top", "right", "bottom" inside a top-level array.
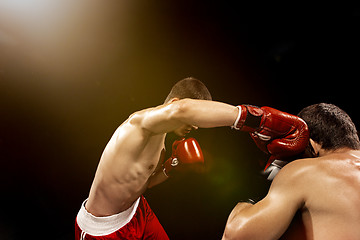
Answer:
[{"left": 1, "top": 2, "right": 359, "bottom": 239}]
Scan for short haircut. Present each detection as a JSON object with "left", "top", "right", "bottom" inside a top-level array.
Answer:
[
  {"left": 164, "top": 77, "right": 212, "bottom": 103},
  {"left": 298, "top": 103, "right": 360, "bottom": 150}
]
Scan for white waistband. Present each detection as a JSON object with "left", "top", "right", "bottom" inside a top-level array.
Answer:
[{"left": 76, "top": 197, "right": 140, "bottom": 236}]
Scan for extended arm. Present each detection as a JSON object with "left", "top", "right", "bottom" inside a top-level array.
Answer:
[
  {"left": 222, "top": 162, "right": 306, "bottom": 240},
  {"left": 140, "top": 99, "right": 239, "bottom": 134}
]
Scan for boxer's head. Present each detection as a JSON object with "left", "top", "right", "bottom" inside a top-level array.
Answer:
[
  {"left": 298, "top": 103, "right": 360, "bottom": 157},
  {"left": 164, "top": 77, "right": 212, "bottom": 103}
]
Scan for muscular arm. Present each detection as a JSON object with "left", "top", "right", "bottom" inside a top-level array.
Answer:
[
  {"left": 140, "top": 99, "right": 238, "bottom": 134},
  {"left": 222, "top": 161, "right": 306, "bottom": 240}
]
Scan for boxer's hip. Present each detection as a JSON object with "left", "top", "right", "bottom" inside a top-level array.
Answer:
[{"left": 75, "top": 197, "right": 140, "bottom": 238}]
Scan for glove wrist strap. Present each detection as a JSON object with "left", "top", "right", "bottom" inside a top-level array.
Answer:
[
  {"left": 163, "top": 168, "right": 170, "bottom": 178},
  {"left": 232, "top": 105, "right": 264, "bottom": 131},
  {"left": 231, "top": 106, "right": 243, "bottom": 130}
]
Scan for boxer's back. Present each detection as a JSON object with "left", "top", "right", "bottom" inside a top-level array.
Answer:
[{"left": 301, "top": 150, "right": 360, "bottom": 239}]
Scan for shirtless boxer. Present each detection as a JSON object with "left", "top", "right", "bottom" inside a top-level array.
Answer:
[
  {"left": 75, "top": 77, "right": 245, "bottom": 239},
  {"left": 222, "top": 103, "right": 360, "bottom": 240}
]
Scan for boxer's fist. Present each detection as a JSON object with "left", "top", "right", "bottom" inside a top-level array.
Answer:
[
  {"left": 163, "top": 138, "right": 204, "bottom": 177},
  {"left": 233, "top": 105, "right": 309, "bottom": 168}
]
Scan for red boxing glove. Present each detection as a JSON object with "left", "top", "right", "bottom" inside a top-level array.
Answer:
[
  {"left": 163, "top": 138, "right": 204, "bottom": 177},
  {"left": 233, "top": 105, "right": 310, "bottom": 169}
]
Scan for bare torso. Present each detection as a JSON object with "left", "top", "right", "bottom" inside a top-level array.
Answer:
[
  {"left": 283, "top": 150, "right": 360, "bottom": 239},
  {"left": 85, "top": 109, "right": 166, "bottom": 216}
]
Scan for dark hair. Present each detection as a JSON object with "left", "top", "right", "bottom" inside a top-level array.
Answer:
[
  {"left": 298, "top": 103, "right": 360, "bottom": 150},
  {"left": 164, "top": 77, "right": 212, "bottom": 103}
]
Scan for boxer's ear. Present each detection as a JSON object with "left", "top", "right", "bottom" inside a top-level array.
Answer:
[
  {"left": 309, "top": 139, "right": 321, "bottom": 157},
  {"left": 167, "top": 98, "right": 180, "bottom": 103}
]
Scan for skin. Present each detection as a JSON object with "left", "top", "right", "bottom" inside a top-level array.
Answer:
[
  {"left": 85, "top": 98, "right": 239, "bottom": 217},
  {"left": 222, "top": 140, "right": 360, "bottom": 240}
]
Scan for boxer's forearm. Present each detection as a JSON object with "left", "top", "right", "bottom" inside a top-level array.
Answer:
[
  {"left": 147, "top": 168, "right": 169, "bottom": 188},
  {"left": 172, "top": 99, "right": 238, "bottom": 128}
]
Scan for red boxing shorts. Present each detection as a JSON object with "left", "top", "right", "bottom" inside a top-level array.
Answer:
[{"left": 75, "top": 196, "right": 169, "bottom": 240}]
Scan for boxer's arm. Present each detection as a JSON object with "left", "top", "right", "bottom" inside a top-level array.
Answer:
[
  {"left": 222, "top": 161, "right": 306, "bottom": 240},
  {"left": 147, "top": 168, "right": 168, "bottom": 188},
  {"left": 141, "top": 99, "right": 238, "bottom": 134}
]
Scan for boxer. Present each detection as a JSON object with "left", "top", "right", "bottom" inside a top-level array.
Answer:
[
  {"left": 222, "top": 103, "right": 360, "bottom": 240},
  {"left": 75, "top": 77, "right": 248, "bottom": 239}
]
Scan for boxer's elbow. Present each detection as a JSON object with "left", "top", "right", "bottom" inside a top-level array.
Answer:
[
  {"left": 168, "top": 99, "right": 192, "bottom": 121},
  {"left": 223, "top": 217, "right": 253, "bottom": 240}
]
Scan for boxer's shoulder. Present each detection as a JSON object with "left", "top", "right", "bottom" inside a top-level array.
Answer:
[{"left": 272, "top": 158, "right": 320, "bottom": 185}]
